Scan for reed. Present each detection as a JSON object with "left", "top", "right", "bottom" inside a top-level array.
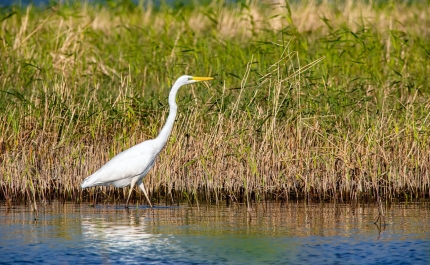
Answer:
[{"left": 0, "top": 0, "right": 429, "bottom": 205}]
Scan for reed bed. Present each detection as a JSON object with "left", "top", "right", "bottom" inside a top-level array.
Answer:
[{"left": 0, "top": 0, "right": 429, "bottom": 205}]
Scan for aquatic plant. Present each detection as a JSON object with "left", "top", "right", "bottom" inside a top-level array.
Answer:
[{"left": 0, "top": 0, "right": 429, "bottom": 205}]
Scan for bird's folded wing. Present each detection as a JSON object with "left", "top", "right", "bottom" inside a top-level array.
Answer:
[{"left": 81, "top": 140, "right": 158, "bottom": 187}]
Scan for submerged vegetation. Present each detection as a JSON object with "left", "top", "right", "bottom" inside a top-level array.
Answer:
[{"left": 0, "top": 0, "right": 429, "bottom": 205}]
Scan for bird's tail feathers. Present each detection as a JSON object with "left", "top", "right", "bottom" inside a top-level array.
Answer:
[{"left": 80, "top": 174, "right": 98, "bottom": 188}]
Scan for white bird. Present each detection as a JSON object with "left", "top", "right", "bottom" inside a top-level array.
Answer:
[{"left": 81, "top": 75, "right": 214, "bottom": 207}]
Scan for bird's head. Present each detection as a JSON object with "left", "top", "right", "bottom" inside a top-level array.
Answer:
[{"left": 176, "top": 75, "right": 214, "bottom": 86}]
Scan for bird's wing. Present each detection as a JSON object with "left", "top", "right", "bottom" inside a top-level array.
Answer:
[{"left": 81, "top": 140, "right": 159, "bottom": 187}]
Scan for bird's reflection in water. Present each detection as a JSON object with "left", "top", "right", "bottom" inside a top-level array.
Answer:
[{"left": 80, "top": 210, "right": 186, "bottom": 263}]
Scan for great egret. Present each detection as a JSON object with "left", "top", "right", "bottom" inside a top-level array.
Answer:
[{"left": 81, "top": 75, "right": 214, "bottom": 207}]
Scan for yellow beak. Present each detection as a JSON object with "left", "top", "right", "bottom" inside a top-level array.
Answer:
[{"left": 192, "top": 76, "right": 214, "bottom": 81}]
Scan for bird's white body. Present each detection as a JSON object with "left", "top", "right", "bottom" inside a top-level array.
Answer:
[
  {"left": 80, "top": 139, "right": 160, "bottom": 188},
  {"left": 80, "top": 75, "right": 213, "bottom": 207}
]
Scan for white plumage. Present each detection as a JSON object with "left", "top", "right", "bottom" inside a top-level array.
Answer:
[{"left": 81, "top": 75, "right": 214, "bottom": 207}]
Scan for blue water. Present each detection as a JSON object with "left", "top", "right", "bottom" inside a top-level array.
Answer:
[{"left": 1, "top": 203, "right": 429, "bottom": 264}]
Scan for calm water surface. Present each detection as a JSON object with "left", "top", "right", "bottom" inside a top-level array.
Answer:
[{"left": 1, "top": 202, "right": 429, "bottom": 264}]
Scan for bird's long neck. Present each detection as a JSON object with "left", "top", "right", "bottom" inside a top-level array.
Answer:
[{"left": 155, "top": 82, "right": 181, "bottom": 150}]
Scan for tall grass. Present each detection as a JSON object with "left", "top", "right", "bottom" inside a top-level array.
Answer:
[{"left": 0, "top": 0, "right": 429, "bottom": 205}]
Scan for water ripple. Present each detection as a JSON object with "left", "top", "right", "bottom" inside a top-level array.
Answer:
[{"left": 0, "top": 202, "right": 429, "bottom": 264}]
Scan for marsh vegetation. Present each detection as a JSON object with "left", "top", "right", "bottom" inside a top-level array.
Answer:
[{"left": 1, "top": 0, "right": 429, "bottom": 205}]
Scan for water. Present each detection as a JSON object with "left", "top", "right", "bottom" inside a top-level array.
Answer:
[{"left": 1, "top": 202, "right": 429, "bottom": 264}]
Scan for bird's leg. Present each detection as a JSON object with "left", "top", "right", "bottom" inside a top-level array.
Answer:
[
  {"left": 125, "top": 178, "right": 138, "bottom": 208},
  {"left": 125, "top": 188, "right": 133, "bottom": 208},
  {"left": 138, "top": 182, "right": 153, "bottom": 208}
]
